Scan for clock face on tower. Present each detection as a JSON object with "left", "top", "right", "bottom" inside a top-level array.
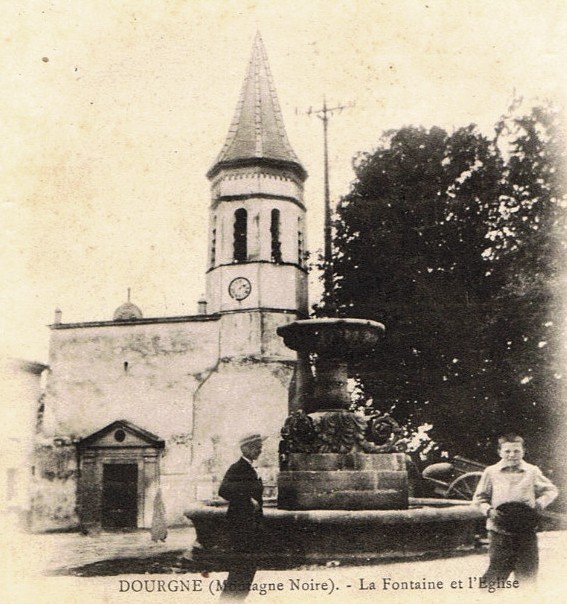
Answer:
[{"left": 228, "top": 277, "right": 252, "bottom": 301}]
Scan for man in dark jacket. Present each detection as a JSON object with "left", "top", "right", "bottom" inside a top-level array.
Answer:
[{"left": 219, "top": 433, "right": 265, "bottom": 600}]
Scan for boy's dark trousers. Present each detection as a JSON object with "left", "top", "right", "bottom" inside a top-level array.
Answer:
[{"left": 483, "top": 530, "right": 539, "bottom": 583}]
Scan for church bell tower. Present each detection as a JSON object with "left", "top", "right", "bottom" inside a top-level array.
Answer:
[{"left": 205, "top": 34, "right": 308, "bottom": 335}]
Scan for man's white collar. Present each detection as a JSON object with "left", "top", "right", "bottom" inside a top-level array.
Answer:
[{"left": 242, "top": 456, "right": 255, "bottom": 467}]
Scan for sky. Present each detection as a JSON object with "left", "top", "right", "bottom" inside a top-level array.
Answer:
[{"left": 2, "top": 0, "right": 566, "bottom": 363}]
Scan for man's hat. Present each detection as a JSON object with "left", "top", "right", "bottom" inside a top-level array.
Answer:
[{"left": 239, "top": 433, "right": 267, "bottom": 448}]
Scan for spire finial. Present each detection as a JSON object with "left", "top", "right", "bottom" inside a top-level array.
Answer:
[{"left": 127, "top": 287, "right": 131, "bottom": 302}]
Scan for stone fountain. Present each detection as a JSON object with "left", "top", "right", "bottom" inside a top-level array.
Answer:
[
  {"left": 185, "top": 317, "right": 483, "bottom": 566},
  {"left": 276, "top": 318, "right": 408, "bottom": 511}
]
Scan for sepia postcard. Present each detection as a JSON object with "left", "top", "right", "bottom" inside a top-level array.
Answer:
[{"left": 2, "top": 1, "right": 567, "bottom": 602}]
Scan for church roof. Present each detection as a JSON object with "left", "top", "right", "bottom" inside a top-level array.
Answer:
[{"left": 208, "top": 33, "right": 305, "bottom": 180}]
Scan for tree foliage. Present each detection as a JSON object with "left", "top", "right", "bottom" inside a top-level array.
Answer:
[{"left": 326, "top": 103, "right": 567, "bottom": 481}]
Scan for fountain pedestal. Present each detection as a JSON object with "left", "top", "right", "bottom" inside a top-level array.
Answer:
[
  {"left": 278, "top": 452, "right": 407, "bottom": 510},
  {"left": 276, "top": 318, "right": 408, "bottom": 510}
]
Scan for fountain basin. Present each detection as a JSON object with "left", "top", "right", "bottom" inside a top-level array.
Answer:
[
  {"left": 184, "top": 500, "right": 484, "bottom": 567},
  {"left": 276, "top": 318, "right": 385, "bottom": 358}
]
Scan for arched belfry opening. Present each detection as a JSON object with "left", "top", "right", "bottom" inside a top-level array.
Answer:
[
  {"left": 271, "top": 208, "right": 282, "bottom": 263},
  {"left": 233, "top": 208, "right": 247, "bottom": 263}
]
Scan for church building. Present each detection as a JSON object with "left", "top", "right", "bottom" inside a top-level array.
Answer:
[{"left": 33, "top": 34, "right": 309, "bottom": 531}]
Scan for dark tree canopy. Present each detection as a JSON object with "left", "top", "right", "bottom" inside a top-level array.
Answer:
[{"left": 324, "top": 103, "right": 567, "bottom": 486}]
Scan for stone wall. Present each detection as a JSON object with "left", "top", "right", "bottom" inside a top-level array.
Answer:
[
  {"left": 218, "top": 310, "right": 299, "bottom": 360},
  {"left": 37, "top": 318, "right": 220, "bottom": 528},
  {"left": 0, "top": 358, "right": 46, "bottom": 528},
  {"left": 192, "top": 357, "right": 295, "bottom": 500},
  {"left": 44, "top": 318, "right": 220, "bottom": 439},
  {"left": 30, "top": 442, "right": 78, "bottom": 532},
  {"left": 35, "top": 312, "right": 297, "bottom": 529}
]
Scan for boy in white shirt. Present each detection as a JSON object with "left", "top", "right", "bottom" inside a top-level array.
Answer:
[{"left": 473, "top": 433, "right": 558, "bottom": 583}]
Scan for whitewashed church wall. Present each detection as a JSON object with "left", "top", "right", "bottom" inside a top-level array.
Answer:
[
  {"left": 205, "top": 269, "right": 222, "bottom": 314},
  {"left": 260, "top": 312, "right": 304, "bottom": 358},
  {"left": 33, "top": 319, "right": 221, "bottom": 530},
  {"left": 159, "top": 468, "right": 194, "bottom": 525},
  {"left": 190, "top": 358, "right": 294, "bottom": 501},
  {"left": 257, "top": 264, "right": 308, "bottom": 314},
  {"left": 44, "top": 320, "right": 220, "bottom": 439},
  {"left": 295, "top": 269, "right": 309, "bottom": 316},
  {"left": 207, "top": 264, "right": 304, "bottom": 316},
  {"left": 218, "top": 311, "right": 297, "bottom": 359}
]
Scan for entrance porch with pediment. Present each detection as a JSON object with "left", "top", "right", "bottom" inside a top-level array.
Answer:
[{"left": 77, "top": 420, "right": 164, "bottom": 530}]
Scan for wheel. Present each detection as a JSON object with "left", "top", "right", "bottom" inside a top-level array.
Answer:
[{"left": 445, "top": 472, "right": 483, "bottom": 500}]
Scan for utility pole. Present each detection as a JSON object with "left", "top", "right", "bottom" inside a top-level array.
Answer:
[{"left": 304, "top": 98, "right": 354, "bottom": 310}]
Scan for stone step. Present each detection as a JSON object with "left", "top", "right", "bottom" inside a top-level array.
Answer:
[
  {"left": 279, "top": 489, "right": 407, "bottom": 510},
  {"left": 286, "top": 452, "right": 406, "bottom": 472},
  {"left": 278, "top": 470, "right": 407, "bottom": 493}
]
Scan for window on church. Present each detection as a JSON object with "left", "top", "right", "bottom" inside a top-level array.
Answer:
[
  {"left": 210, "top": 215, "right": 217, "bottom": 268},
  {"left": 298, "top": 217, "right": 304, "bottom": 266},
  {"left": 233, "top": 208, "right": 247, "bottom": 263},
  {"left": 271, "top": 209, "right": 282, "bottom": 263}
]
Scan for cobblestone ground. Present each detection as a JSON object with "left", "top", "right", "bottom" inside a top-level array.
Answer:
[
  {"left": 39, "top": 526, "right": 196, "bottom": 574},
  {"left": 3, "top": 527, "right": 567, "bottom": 603}
]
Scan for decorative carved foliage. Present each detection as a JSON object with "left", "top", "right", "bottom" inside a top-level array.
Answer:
[
  {"left": 365, "top": 412, "right": 403, "bottom": 446},
  {"left": 280, "top": 411, "right": 318, "bottom": 455},
  {"left": 316, "top": 410, "right": 368, "bottom": 453},
  {"left": 279, "top": 409, "right": 405, "bottom": 464}
]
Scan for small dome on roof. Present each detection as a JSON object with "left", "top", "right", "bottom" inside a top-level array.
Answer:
[{"left": 113, "top": 301, "right": 143, "bottom": 321}]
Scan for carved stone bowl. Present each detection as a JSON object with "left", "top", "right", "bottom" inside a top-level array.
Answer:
[{"left": 276, "top": 318, "right": 385, "bottom": 359}]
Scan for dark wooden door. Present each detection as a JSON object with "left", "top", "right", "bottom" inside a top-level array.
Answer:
[{"left": 102, "top": 463, "right": 138, "bottom": 529}]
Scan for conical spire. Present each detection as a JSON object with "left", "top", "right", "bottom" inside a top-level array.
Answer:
[{"left": 208, "top": 33, "right": 305, "bottom": 180}]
